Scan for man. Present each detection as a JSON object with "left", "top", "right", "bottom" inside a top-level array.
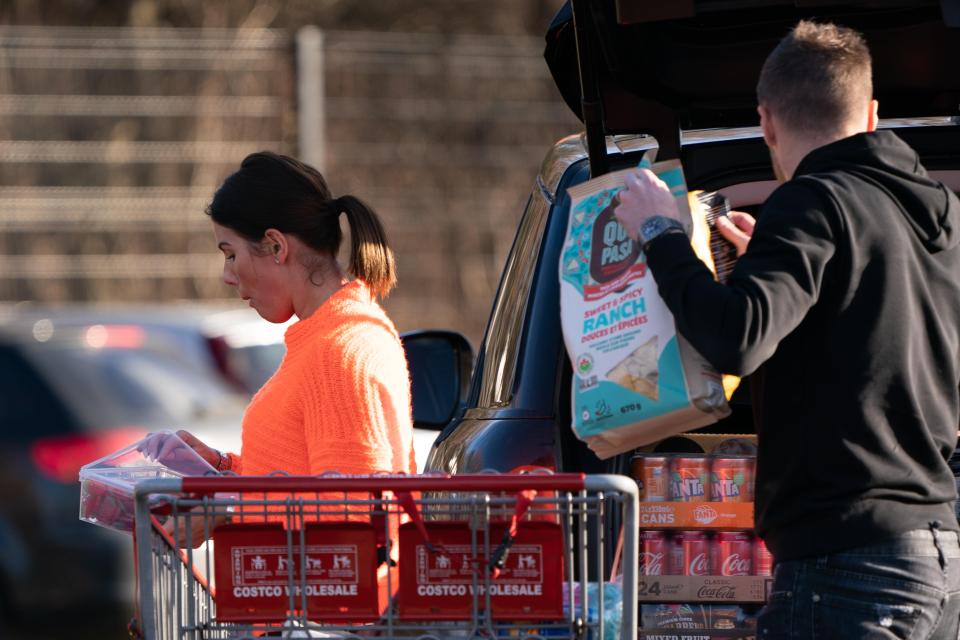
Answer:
[{"left": 614, "top": 20, "right": 960, "bottom": 638}]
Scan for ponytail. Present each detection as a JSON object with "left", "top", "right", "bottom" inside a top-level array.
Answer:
[
  {"left": 209, "top": 152, "right": 397, "bottom": 298},
  {"left": 337, "top": 195, "right": 397, "bottom": 299}
]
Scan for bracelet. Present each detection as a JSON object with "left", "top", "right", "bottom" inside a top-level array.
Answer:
[{"left": 215, "top": 450, "right": 224, "bottom": 472}]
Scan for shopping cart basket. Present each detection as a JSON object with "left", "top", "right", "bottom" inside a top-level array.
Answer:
[{"left": 132, "top": 473, "right": 639, "bottom": 640}]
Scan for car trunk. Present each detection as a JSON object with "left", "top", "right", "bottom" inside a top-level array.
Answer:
[
  {"left": 545, "top": 0, "right": 960, "bottom": 169},
  {"left": 543, "top": 6, "right": 960, "bottom": 613}
]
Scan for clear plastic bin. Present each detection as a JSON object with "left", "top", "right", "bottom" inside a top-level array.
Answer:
[{"left": 79, "top": 430, "right": 218, "bottom": 533}]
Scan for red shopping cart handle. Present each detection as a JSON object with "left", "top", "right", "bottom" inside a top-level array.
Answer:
[{"left": 180, "top": 473, "right": 587, "bottom": 495}]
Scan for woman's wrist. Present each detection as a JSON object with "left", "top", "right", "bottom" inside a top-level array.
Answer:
[{"left": 215, "top": 450, "right": 232, "bottom": 472}]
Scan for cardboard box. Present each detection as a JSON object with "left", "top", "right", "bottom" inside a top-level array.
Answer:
[
  {"left": 640, "top": 603, "right": 758, "bottom": 635},
  {"left": 638, "top": 633, "right": 754, "bottom": 639},
  {"left": 638, "top": 502, "right": 753, "bottom": 529},
  {"left": 636, "top": 434, "right": 757, "bottom": 456},
  {"left": 638, "top": 576, "right": 770, "bottom": 603}
]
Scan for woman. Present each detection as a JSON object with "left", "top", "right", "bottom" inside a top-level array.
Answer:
[{"left": 177, "top": 151, "right": 415, "bottom": 487}]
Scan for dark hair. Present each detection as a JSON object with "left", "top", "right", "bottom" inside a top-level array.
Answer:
[
  {"left": 207, "top": 151, "right": 397, "bottom": 298},
  {"left": 757, "top": 20, "right": 873, "bottom": 135}
]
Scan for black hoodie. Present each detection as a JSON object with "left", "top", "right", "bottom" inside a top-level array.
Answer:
[{"left": 646, "top": 130, "right": 960, "bottom": 560}]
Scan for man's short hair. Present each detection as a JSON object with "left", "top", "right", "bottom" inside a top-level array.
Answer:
[{"left": 757, "top": 20, "right": 873, "bottom": 135}]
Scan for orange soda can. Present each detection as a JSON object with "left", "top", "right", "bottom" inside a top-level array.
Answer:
[
  {"left": 669, "top": 455, "right": 710, "bottom": 502},
  {"left": 631, "top": 453, "right": 671, "bottom": 502},
  {"left": 710, "top": 456, "right": 754, "bottom": 502}
]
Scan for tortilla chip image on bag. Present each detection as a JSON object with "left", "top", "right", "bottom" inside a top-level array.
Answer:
[
  {"left": 607, "top": 336, "right": 659, "bottom": 400},
  {"left": 559, "top": 158, "right": 730, "bottom": 459}
]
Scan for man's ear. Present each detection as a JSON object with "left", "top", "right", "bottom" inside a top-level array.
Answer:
[
  {"left": 866, "top": 99, "right": 879, "bottom": 133},
  {"left": 758, "top": 104, "right": 777, "bottom": 148}
]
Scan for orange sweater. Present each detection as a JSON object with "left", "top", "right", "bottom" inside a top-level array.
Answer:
[{"left": 229, "top": 280, "right": 415, "bottom": 476}]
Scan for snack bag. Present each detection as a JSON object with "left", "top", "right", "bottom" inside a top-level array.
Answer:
[{"left": 559, "top": 159, "right": 729, "bottom": 459}]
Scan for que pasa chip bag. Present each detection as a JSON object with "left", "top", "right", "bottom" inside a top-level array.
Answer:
[{"left": 559, "top": 158, "right": 730, "bottom": 459}]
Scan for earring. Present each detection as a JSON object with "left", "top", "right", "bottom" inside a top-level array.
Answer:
[{"left": 274, "top": 256, "right": 280, "bottom": 264}]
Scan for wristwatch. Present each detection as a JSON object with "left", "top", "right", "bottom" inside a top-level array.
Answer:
[{"left": 639, "top": 215, "right": 686, "bottom": 252}]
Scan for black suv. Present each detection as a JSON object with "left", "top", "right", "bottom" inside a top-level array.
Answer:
[{"left": 402, "top": 0, "right": 960, "bottom": 479}]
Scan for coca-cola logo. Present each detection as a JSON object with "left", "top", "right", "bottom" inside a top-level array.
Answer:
[
  {"left": 639, "top": 552, "right": 663, "bottom": 575},
  {"left": 721, "top": 554, "right": 751, "bottom": 576},
  {"left": 697, "top": 585, "right": 737, "bottom": 599},
  {"left": 689, "top": 553, "right": 709, "bottom": 576}
]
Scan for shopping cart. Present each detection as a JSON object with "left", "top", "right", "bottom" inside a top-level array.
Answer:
[{"left": 131, "top": 473, "right": 638, "bottom": 640}]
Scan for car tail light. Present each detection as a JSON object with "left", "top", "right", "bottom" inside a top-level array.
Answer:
[
  {"left": 206, "top": 335, "right": 244, "bottom": 390},
  {"left": 31, "top": 427, "right": 148, "bottom": 484},
  {"left": 84, "top": 324, "right": 145, "bottom": 349}
]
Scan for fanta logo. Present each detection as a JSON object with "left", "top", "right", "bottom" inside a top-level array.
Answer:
[
  {"left": 639, "top": 552, "right": 663, "bottom": 575},
  {"left": 683, "top": 478, "right": 704, "bottom": 497},
  {"left": 721, "top": 554, "right": 751, "bottom": 576},
  {"left": 693, "top": 505, "right": 718, "bottom": 525},
  {"left": 689, "top": 553, "right": 709, "bottom": 576},
  {"left": 713, "top": 479, "right": 740, "bottom": 498}
]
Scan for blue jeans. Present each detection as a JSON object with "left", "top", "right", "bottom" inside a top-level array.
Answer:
[{"left": 758, "top": 524, "right": 960, "bottom": 639}]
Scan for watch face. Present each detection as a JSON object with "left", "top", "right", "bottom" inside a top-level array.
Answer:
[
  {"left": 641, "top": 217, "right": 666, "bottom": 241},
  {"left": 641, "top": 216, "right": 682, "bottom": 244}
]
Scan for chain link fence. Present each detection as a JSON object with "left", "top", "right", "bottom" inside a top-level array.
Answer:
[{"left": 0, "top": 25, "right": 579, "bottom": 344}]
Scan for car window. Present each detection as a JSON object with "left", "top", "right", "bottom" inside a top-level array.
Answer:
[
  {"left": 23, "top": 342, "right": 246, "bottom": 429},
  {"left": 0, "top": 345, "right": 76, "bottom": 441},
  {"left": 227, "top": 343, "right": 285, "bottom": 393},
  {"left": 476, "top": 190, "right": 551, "bottom": 408}
]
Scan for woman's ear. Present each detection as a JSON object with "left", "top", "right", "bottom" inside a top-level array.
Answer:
[{"left": 263, "top": 228, "right": 288, "bottom": 264}]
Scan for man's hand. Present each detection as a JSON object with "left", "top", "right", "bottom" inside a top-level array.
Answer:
[
  {"left": 716, "top": 211, "right": 756, "bottom": 257},
  {"left": 613, "top": 169, "right": 682, "bottom": 240}
]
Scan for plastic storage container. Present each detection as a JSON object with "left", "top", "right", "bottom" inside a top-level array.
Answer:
[{"left": 79, "top": 430, "right": 218, "bottom": 533}]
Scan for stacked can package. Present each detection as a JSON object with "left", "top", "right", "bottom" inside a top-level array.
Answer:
[
  {"left": 631, "top": 453, "right": 754, "bottom": 503},
  {"left": 633, "top": 450, "right": 767, "bottom": 636},
  {"left": 640, "top": 603, "right": 757, "bottom": 636},
  {"left": 639, "top": 530, "right": 772, "bottom": 578},
  {"left": 559, "top": 159, "right": 729, "bottom": 459}
]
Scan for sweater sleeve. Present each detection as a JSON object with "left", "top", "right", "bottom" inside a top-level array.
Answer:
[
  {"left": 645, "top": 181, "right": 840, "bottom": 376},
  {"left": 226, "top": 451, "right": 242, "bottom": 475}
]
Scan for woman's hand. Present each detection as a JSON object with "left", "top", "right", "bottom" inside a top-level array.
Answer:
[
  {"left": 138, "top": 430, "right": 230, "bottom": 472},
  {"left": 172, "top": 430, "right": 225, "bottom": 470},
  {"left": 716, "top": 210, "right": 756, "bottom": 257}
]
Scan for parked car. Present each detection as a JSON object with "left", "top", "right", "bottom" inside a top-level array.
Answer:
[
  {"left": 4, "top": 305, "right": 455, "bottom": 472},
  {"left": 2, "top": 303, "right": 290, "bottom": 397},
  {"left": 0, "top": 304, "right": 463, "bottom": 632},
  {"left": 0, "top": 315, "right": 248, "bottom": 630},
  {"left": 419, "top": 0, "right": 960, "bottom": 486}
]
